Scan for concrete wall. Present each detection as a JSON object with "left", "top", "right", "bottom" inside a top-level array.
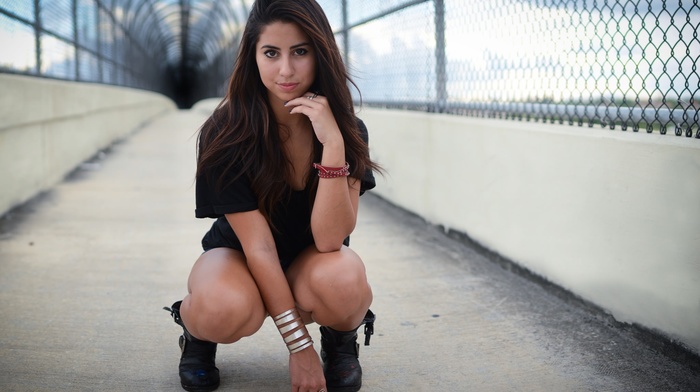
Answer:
[
  {"left": 0, "top": 74, "right": 176, "bottom": 216},
  {"left": 359, "top": 107, "right": 700, "bottom": 354}
]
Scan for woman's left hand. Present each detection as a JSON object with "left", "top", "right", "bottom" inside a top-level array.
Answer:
[{"left": 286, "top": 92, "right": 343, "bottom": 146}]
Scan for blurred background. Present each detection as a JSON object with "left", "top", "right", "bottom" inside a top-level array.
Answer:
[{"left": 1, "top": 0, "right": 698, "bottom": 136}]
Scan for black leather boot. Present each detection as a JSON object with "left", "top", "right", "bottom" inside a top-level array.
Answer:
[
  {"left": 320, "top": 310, "right": 375, "bottom": 392},
  {"left": 164, "top": 301, "right": 220, "bottom": 392}
]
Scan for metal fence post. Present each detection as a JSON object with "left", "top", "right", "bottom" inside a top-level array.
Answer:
[
  {"left": 434, "top": 0, "right": 447, "bottom": 113},
  {"left": 34, "top": 0, "right": 41, "bottom": 75},
  {"left": 342, "top": 0, "right": 349, "bottom": 68},
  {"left": 96, "top": 0, "right": 102, "bottom": 82},
  {"left": 72, "top": 0, "right": 79, "bottom": 80},
  {"left": 111, "top": 2, "right": 117, "bottom": 84}
]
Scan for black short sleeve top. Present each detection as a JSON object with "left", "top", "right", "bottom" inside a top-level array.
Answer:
[{"left": 194, "top": 118, "right": 376, "bottom": 264}]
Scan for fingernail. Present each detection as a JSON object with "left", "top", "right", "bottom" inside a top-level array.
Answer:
[{"left": 284, "top": 101, "right": 289, "bottom": 106}]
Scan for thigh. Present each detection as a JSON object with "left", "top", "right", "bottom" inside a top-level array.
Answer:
[
  {"left": 187, "top": 247, "right": 256, "bottom": 295},
  {"left": 182, "top": 247, "right": 266, "bottom": 343}
]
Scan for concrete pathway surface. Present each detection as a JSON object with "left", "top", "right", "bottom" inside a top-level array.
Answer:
[{"left": 1, "top": 108, "right": 699, "bottom": 391}]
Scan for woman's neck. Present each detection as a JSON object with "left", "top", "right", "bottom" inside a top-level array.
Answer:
[
  {"left": 272, "top": 105, "right": 311, "bottom": 140},
  {"left": 270, "top": 98, "right": 304, "bottom": 129}
]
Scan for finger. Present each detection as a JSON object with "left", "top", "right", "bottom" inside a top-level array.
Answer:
[
  {"left": 304, "top": 91, "right": 321, "bottom": 100},
  {"left": 286, "top": 99, "right": 315, "bottom": 112},
  {"left": 292, "top": 92, "right": 325, "bottom": 104},
  {"left": 289, "top": 89, "right": 324, "bottom": 104},
  {"left": 284, "top": 93, "right": 312, "bottom": 106},
  {"left": 287, "top": 99, "right": 323, "bottom": 115},
  {"left": 308, "top": 93, "right": 325, "bottom": 103},
  {"left": 288, "top": 103, "right": 312, "bottom": 116}
]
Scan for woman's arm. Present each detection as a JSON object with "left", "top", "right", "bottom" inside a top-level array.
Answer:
[
  {"left": 226, "top": 209, "right": 295, "bottom": 316},
  {"left": 287, "top": 95, "right": 361, "bottom": 252},
  {"left": 226, "top": 210, "right": 325, "bottom": 389},
  {"left": 310, "top": 143, "right": 361, "bottom": 251}
]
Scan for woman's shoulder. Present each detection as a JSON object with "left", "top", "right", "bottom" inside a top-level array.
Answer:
[{"left": 353, "top": 116, "right": 369, "bottom": 142}]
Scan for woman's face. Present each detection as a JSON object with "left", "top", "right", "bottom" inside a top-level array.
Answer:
[{"left": 256, "top": 21, "right": 316, "bottom": 104}]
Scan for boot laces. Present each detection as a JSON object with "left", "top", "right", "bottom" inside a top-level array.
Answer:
[
  {"left": 163, "top": 305, "right": 184, "bottom": 327},
  {"left": 362, "top": 309, "right": 375, "bottom": 346}
]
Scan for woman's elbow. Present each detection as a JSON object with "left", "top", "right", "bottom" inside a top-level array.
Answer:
[
  {"left": 315, "top": 242, "right": 343, "bottom": 253},
  {"left": 314, "top": 239, "right": 343, "bottom": 253},
  {"left": 312, "top": 232, "right": 350, "bottom": 253},
  {"left": 311, "top": 221, "right": 356, "bottom": 253}
]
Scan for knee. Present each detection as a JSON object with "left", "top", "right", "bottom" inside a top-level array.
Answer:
[
  {"left": 306, "top": 251, "right": 372, "bottom": 329},
  {"left": 183, "top": 289, "right": 266, "bottom": 344},
  {"left": 310, "top": 250, "right": 371, "bottom": 304}
]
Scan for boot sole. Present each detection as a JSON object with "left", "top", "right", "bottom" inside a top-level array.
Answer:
[
  {"left": 327, "top": 384, "right": 361, "bottom": 392},
  {"left": 181, "top": 381, "right": 220, "bottom": 392}
]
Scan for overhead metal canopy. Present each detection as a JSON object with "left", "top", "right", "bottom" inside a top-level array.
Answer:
[
  {"left": 114, "top": 0, "right": 244, "bottom": 64},
  {"left": 108, "top": 0, "right": 252, "bottom": 106},
  {"left": 0, "top": 0, "right": 267, "bottom": 107}
]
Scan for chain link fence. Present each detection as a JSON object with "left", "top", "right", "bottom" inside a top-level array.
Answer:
[
  {"left": 0, "top": 0, "right": 171, "bottom": 93},
  {"left": 321, "top": 0, "right": 699, "bottom": 138},
  {"left": 2, "top": 0, "right": 698, "bottom": 137}
]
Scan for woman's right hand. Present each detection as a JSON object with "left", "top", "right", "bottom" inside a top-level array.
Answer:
[{"left": 289, "top": 345, "right": 326, "bottom": 392}]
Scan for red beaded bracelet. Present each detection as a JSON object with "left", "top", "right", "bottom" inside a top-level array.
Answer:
[{"left": 312, "top": 162, "right": 350, "bottom": 178}]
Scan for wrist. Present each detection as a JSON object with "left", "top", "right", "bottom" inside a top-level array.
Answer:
[
  {"left": 321, "top": 135, "right": 343, "bottom": 152},
  {"left": 320, "top": 140, "right": 345, "bottom": 167},
  {"left": 289, "top": 344, "right": 315, "bottom": 355},
  {"left": 273, "top": 308, "right": 314, "bottom": 354},
  {"left": 313, "top": 162, "right": 350, "bottom": 178}
]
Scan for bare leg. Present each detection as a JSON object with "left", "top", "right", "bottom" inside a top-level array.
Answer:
[
  {"left": 285, "top": 245, "right": 373, "bottom": 331},
  {"left": 180, "top": 247, "right": 267, "bottom": 343}
]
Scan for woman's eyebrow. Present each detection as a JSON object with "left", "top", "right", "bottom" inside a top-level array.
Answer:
[
  {"left": 260, "top": 42, "right": 310, "bottom": 50},
  {"left": 290, "top": 42, "right": 310, "bottom": 49}
]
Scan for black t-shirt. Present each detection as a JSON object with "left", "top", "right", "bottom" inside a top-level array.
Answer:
[{"left": 195, "top": 118, "right": 376, "bottom": 267}]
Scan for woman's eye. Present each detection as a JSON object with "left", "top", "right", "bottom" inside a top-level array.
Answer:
[
  {"left": 294, "top": 48, "right": 308, "bottom": 56},
  {"left": 264, "top": 50, "right": 278, "bottom": 58}
]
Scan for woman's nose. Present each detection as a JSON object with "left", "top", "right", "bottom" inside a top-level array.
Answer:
[{"left": 279, "top": 56, "right": 293, "bottom": 76}]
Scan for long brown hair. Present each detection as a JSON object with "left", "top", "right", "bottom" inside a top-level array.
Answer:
[{"left": 197, "top": 0, "right": 379, "bottom": 225}]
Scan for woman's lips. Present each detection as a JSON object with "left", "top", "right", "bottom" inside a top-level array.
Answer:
[{"left": 278, "top": 83, "right": 299, "bottom": 92}]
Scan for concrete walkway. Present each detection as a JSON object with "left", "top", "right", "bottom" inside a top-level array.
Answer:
[{"left": 1, "top": 108, "right": 698, "bottom": 392}]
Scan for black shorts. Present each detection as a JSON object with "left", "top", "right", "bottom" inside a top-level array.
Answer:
[{"left": 201, "top": 245, "right": 295, "bottom": 272}]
